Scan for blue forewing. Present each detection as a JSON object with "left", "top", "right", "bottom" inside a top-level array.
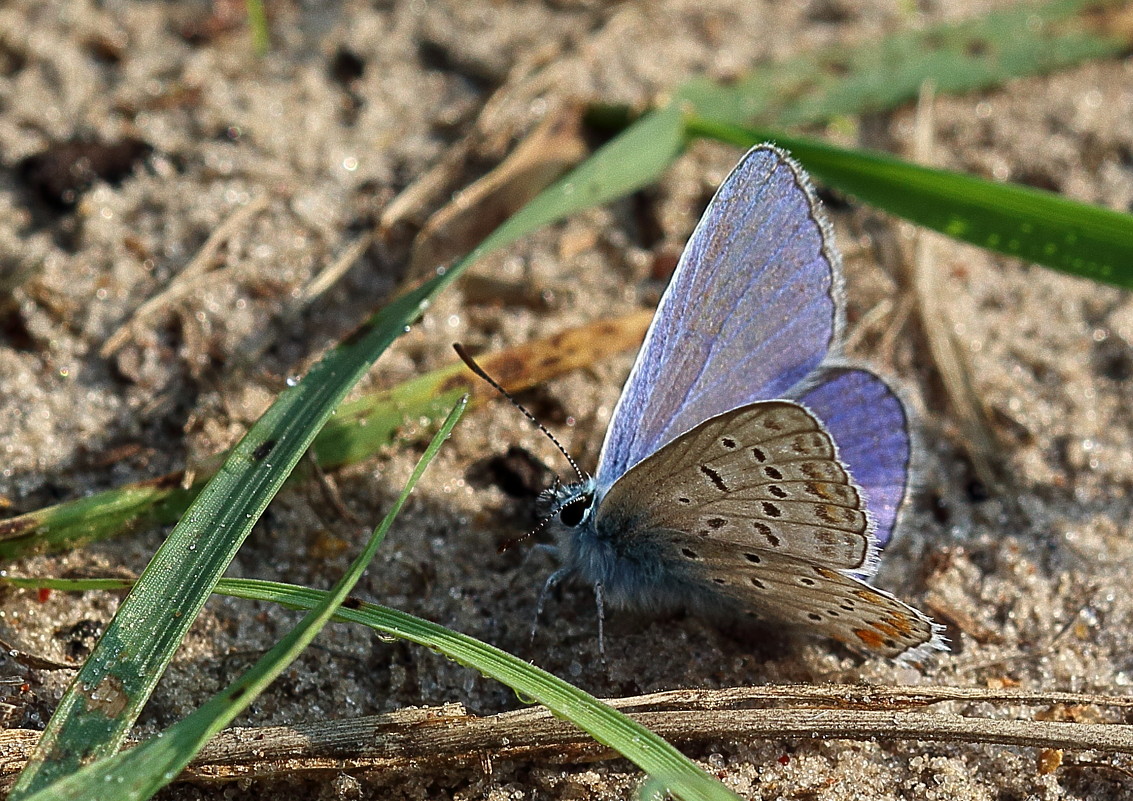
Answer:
[{"left": 594, "top": 147, "right": 844, "bottom": 496}]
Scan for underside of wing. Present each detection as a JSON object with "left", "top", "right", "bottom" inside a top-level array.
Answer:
[
  {"left": 595, "top": 400, "right": 878, "bottom": 575},
  {"left": 666, "top": 536, "right": 946, "bottom": 660},
  {"left": 595, "top": 146, "right": 842, "bottom": 494},
  {"left": 589, "top": 399, "right": 943, "bottom": 660}
]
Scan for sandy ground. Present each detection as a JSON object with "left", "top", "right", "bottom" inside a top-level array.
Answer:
[{"left": 2, "top": 1, "right": 1133, "bottom": 799}]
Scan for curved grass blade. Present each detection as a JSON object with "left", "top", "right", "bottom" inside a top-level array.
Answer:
[
  {"left": 5, "top": 1, "right": 1126, "bottom": 561},
  {"left": 12, "top": 101, "right": 686, "bottom": 798},
  {"left": 9, "top": 271, "right": 448, "bottom": 797},
  {"left": 17, "top": 398, "right": 465, "bottom": 801},
  {"left": 12, "top": 5, "right": 1129, "bottom": 789},
  {"left": 0, "top": 312, "right": 652, "bottom": 560},
  {"left": 215, "top": 581, "right": 741, "bottom": 801},
  {"left": 9, "top": 574, "right": 739, "bottom": 801},
  {"left": 688, "top": 118, "right": 1133, "bottom": 289},
  {"left": 674, "top": 0, "right": 1125, "bottom": 129}
]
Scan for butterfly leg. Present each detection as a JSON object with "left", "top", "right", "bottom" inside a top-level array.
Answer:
[
  {"left": 531, "top": 566, "right": 570, "bottom": 644},
  {"left": 593, "top": 581, "right": 606, "bottom": 657}
]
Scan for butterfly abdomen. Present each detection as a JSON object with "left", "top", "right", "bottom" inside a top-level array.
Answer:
[{"left": 564, "top": 504, "right": 716, "bottom": 613}]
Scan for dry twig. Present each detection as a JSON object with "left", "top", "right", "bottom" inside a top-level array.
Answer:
[
  {"left": 4, "top": 684, "right": 1132, "bottom": 786},
  {"left": 101, "top": 194, "right": 271, "bottom": 357}
]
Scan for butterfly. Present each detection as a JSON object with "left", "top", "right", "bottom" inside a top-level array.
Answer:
[{"left": 537, "top": 144, "right": 947, "bottom": 661}]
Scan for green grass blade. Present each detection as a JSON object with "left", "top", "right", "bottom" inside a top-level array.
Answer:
[
  {"left": 216, "top": 581, "right": 739, "bottom": 801},
  {"left": 0, "top": 480, "right": 199, "bottom": 560},
  {"left": 10, "top": 4, "right": 1130, "bottom": 789},
  {"left": 0, "top": 314, "right": 651, "bottom": 559},
  {"left": 473, "top": 102, "right": 686, "bottom": 258},
  {"left": 10, "top": 575, "right": 737, "bottom": 801},
  {"left": 314, "top": 311, "right": 652, "bottom": 469},
  {"left": 8, "top": 273, "right": 445, "bottom": 797},
  {"left": 579, "top": 1, "right": 1128, "bottom": 134},
  {"left": 4, "top": 577, "right": 135, "bottom": 592},
  {"left": 3, "top": 0, "right": 1128, "bottom": 561},
  {"left": 244, "top": 0, "right": 269, "bottom": 55},
  {"left": 678, "top": 0, "right": 1124, "bottom": 128},
  {"left": 18, "top": 399, "right": 465, "bottom": 801},
  {"left": 689, "top": 118, "right": 1133, "bottom": 289},
  {"left": 11, "top": 99, "right": 686, "bottom": 798}
]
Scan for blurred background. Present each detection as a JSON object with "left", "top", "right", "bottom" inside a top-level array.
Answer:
[{"left": 1, "top": 2, "right": 1132, "bottom": 799}]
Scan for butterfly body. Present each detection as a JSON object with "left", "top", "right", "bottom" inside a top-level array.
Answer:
[
  {"left": 547, "top": 477, "right": 698, "bottom": 615},
  {"left": 536, "top": 145, "right": 946, "bottom": 661}
]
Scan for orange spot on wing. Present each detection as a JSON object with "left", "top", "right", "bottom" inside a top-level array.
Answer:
[
  {"left": 885, "top": 614, "right": 916, "bottom": 636},
  {"left": 806, "top": 481, "right": 835, "bottom": 500},
  {"left": 870, "top": 621, "right": 900, "bottom": 638},
  {"left": 853, "top": 628, "right": 886, "bottom": 649}
]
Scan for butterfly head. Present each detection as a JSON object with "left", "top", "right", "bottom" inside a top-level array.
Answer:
[{"left": 537, "top": 476, "right": 597, "bottom": 534}]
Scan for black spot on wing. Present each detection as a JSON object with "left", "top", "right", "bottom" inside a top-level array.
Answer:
[
  {"left": 753, "top": 521, "right": 780, "bottom": 547},
  {"left": 699, "top": 464, "right": 729, "bottom": 491}
]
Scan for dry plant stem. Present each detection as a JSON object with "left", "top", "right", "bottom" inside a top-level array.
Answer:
[
  {"left": 304, "top": 449, "right": 359, "bottom": 526},
  {"left": 101, "top": 193, "right": 272, "bottom": 356},
  {"left": 611, "top": 683, "right": 1133, "bottom": 710},
  {"left": 875, "top": 293, "right": 914, "bottom": 367},
  {"left": 299, "top": 232, "right": 376, "bottom": 304},
  {"left": 407, "top": 106, "right": 586, "bottom": 277},
  {"left": 378, "top": 27, "right": 577, "bottom": 243},
  {"left": 908, "top": 81, "right": 1001, "bottom": 490},
  {"left": 0, "top": 636, "right": 75, "bottom": 671},
  {"left": 379, "top": 140, "right": 477, "bottom": 233},
  {"left": 4, "top": 684, "right": 1133, "bottom": 786},
  {"left": 842, "top": 296, "right": 893, "bottom": 354}
]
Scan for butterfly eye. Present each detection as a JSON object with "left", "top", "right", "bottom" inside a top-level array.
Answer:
[{"left": 558, "top": 495, "right": 591, "bottom": 528}]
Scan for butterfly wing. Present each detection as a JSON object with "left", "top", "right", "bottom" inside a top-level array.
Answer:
[
  {"left": 668, "top": 537, "right": 943, "bottom": 660},
  {"left": 595, "top": 401, "right": 876, "bottom": 577},
  {"left": 792, "top": 367, "right": 911, "bottom": 549},
  {"left": 591, "top": 400, "right": 943, "bottom": 660},
  {"left": 595, "top": 146, "right": 842, "bottom": 495}
]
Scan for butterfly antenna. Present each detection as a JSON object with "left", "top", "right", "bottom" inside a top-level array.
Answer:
[
  {"left": 497, "top": 489, "right": 590, "bottom": 554},
  {"left": 453, "top": 343, "right": 586, "bottom": 482}
]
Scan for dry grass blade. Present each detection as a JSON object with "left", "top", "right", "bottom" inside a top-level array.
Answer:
[
  {"left": 5, "top": 683, "right": 1132, "bottom": 788},
  {"left": 100, "top": 193, "right": 271, "bottom": 356},
  {"left": 408, "top": 106, "right": 587, "bottom": 278},
  {"left": 908, "top": 81, "right": 1002, "bottom": 492}
]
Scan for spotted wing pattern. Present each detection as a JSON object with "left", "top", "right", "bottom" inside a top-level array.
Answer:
[
  {"left": 597, "top": 400, "right": 876, "bottom": 573},
  {"left": 664, "top": 536, "right": 942, "bottom": 659},
  {"left": 793, "top": 367, "right": 910, "bottom": 549},
  {"left": 594, "top": 400, "right": 944, "bottom": 659}
]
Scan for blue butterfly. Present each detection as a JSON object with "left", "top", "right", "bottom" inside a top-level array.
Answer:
[{"left": 539, "top": 145, "right": 946, "bottom": 661}]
